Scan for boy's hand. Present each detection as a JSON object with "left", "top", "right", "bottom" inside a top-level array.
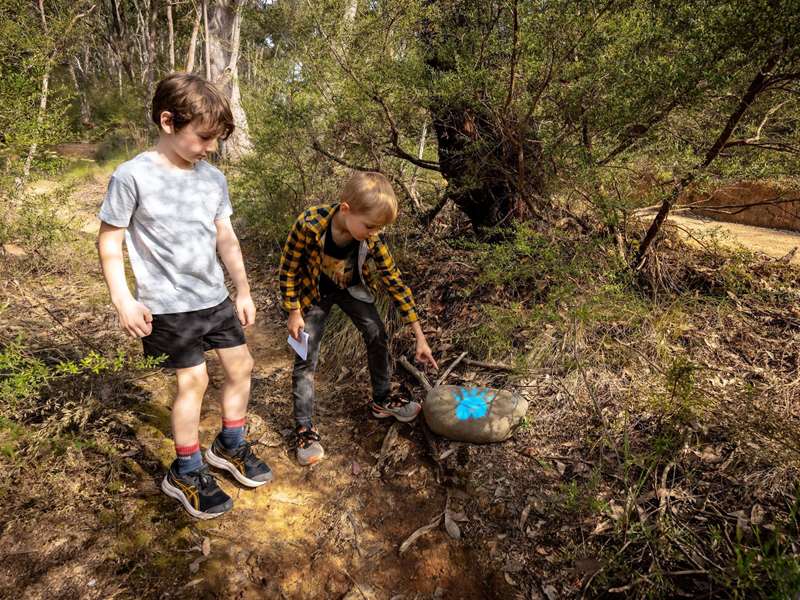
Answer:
[
  {"left": 235, "top": 293, "right": 256, "bottom": 327},
  {"left": 288, "top": 309, "right": 305, "bottom": 340},
  {"left": 415, "top": 338, "right": 439, "bottom": 370},
  {"left": 115, "top": 298, "right": 153, "bottom": 338}
]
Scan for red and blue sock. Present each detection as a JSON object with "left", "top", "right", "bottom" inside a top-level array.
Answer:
[
  {"left": 220, "top": 418, "right": 246, "bottom": 449},
  {"left": 175, "top": 442, "right": 203, "bottom": 475}
]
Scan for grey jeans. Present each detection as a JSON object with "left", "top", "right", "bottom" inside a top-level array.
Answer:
[{"left": 292, "top": 288, "right": 391, "bottom": 428}]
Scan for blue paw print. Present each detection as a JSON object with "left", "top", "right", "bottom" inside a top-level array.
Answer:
[{"left": 454, "top": 387, "right": 490, "bottom": 421}]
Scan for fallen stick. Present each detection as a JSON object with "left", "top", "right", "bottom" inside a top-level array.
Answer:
[
  {"left": 462, "top": 358, "right": 514, "bottom": 371},
  {"left": 435, "top": 351, "right": 468, "bottom": 387},
  {"left": 398, "top": 356, "right": 432, "bottom": 391}
]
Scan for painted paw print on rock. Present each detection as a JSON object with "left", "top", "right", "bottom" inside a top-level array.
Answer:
[{"left": 454, "top": 387, "right": 492, "bottom": 421}]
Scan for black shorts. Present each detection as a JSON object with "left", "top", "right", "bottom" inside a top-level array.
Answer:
[{"left": 142, "top": 298, "right": 246, "bottom": 369}]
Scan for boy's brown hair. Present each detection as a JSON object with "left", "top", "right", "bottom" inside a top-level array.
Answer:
[
  {"left": 151, "top": 73, "right": 235, "bottom": 140},
  {"left": 340, "top": 171, "right": 398, "bottom": 223}
]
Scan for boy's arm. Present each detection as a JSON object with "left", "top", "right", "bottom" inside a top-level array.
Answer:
[
  {"left": 371, "top": 237, "right": 438, "bottom": 369},
  {"left": 279, "top": 214, "right": 309, "bottom": 340},
  {"left": 216, "top": 217, "right": 255, "bottom": 327},
  {"left": 97, "top": 222, "right": 153, "bottom": 338}
]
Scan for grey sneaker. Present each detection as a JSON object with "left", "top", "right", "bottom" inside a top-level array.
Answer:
[
  {"left": 295, "top": 426, "right": 324, "bottom": 466},
  {"left": 370, "top": 397, "right": 422, "bottom": 422}
]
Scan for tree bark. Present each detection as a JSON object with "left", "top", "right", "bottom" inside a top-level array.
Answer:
[
  {"left": 186, "top": 2, "right": 201, "bottom": 72},
  {"left": 22, "top": 0, "right": 52, "bottom": 183},
  {"left": 166, "top": 0, "right": 175, "bottom": 71},
  {"left": 69, "top": 59, "right": 93, "bottom": 128},
  {"left": 207, "top": 0, "right": 252, "bottom": 160},
  {"left": 203, "top": 0, "right": 211, "bottom": 79}
]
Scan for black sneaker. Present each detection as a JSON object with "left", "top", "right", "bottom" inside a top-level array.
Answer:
[
  {"left": 205, "top": 435, "right": 273, "bottom": 487},
  {"left": 161, "top": 461, "right": 233, "bottom": 519}
]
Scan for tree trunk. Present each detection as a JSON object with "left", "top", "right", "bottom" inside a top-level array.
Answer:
[
  {"left": 203, "top": 0, "right": 211, "bottom": 79},
  {"left": 166, "top": 0, "right": 175, "bottom": 71},
  {"left": 22, "top": 0, "right": 52, "bottom": 184},
  {"left": 186, "top": 2, "right": 201, "bottom": 72},
  {"left": 207, "top": 0, "right": 252, "bottom": 160},
  {"left": 422, "top": 1, "right": 543, "bottom": 232},
  {"left": 69, "top": 59, "right": 93, "bottom": 128}
]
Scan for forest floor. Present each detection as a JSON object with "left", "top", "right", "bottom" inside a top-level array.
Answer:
[
  {"left": 0, "top": 165, "right": 492, "bottom": 599},
  {"left": 2, "top": 154, "right": 800, "bottom": 599}
]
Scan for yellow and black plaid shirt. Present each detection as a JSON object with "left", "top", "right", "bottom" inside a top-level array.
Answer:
[{"left": 278, "top": 204, "right": 418, "bottom": 324}]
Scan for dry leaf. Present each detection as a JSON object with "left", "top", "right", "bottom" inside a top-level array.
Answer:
[
  {"left": 189, "top": 557, "right": 203, "bottom": 574},
  {"left": 201, "top": 537, "right": 211, "bottom": 556},
  {"left": 519, "top": 502, "right": 532, "bottom": 531},
  {"left": 751, "top": 504, "right": 765, "bottom": 526},
  {"left": 352, "top": 461, "right": 361, "bottom": 475},
  {"left": 504, "top": 572, "right": 517, "bottom": 586},
  {"left": 444, "top": 512, "right": 461, "bottom": 540},
  {"left": 399, "top": 515, "right": 442, "bottom": 554},
  {"left": 591, "top": 520, "right": 612, "bottom": 535}
]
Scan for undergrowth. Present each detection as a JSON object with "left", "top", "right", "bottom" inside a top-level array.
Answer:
[{"left": 400, "top": 221, "right": 800, "bottom": 598}]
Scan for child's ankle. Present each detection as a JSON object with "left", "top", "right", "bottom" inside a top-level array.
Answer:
[
  {"left": 175, "top": 442, "right": 202, "bottom": 474},
  {"left": 220, "top": 418, "right": 246, "bottom": 449}
]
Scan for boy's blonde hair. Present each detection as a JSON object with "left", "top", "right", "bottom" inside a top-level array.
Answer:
[{"left": 340, "top": 171, "right": 398, "bottom": 223}]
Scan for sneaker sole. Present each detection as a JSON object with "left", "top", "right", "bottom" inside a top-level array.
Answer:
[
  {"left": 205, "top": 447, "right": 272, "bottom": 488},
  {"left": 160, "top": 476, "right": 229, "bottom": 520},
  {"left": 371, "top": 406, "right": 421, "bottom": 423}
]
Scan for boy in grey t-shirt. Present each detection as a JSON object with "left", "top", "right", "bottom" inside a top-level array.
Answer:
[{"left": 97, "top": 73, "right": 272, "bottom": 519}]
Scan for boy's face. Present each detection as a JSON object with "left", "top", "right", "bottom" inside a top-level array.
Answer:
[
  {"left": 160, "top": 112, "right": 221, "bottom": 166},
  {"left": 341, "top": 204, "right": 391, "bottom": 241}
]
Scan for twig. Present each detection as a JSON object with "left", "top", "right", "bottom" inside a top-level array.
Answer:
[
  {"left": 462, "top": 358, "right": 514, "bottom": 371},
  {"left": 398, "top": 355, "right": 432, "bottom": 392},
  {"left": 435, "top": 352, "right": 467, "bottom": 387}
]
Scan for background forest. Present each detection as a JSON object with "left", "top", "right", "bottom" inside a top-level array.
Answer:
[{"left": 2, "top": 1, "right": 800, "bottom": 598}]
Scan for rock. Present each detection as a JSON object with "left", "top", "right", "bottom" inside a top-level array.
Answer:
[{"left": 422, "top": 385, "right": 528, "bottom": 443}]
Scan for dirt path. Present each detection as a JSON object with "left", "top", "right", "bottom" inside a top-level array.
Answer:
[
  {"left": 131, "top": 320, "right": 487, "bottom": 599},
  {"left": 656, "top": 211, "right": 800, "bottom": 264},
  {"left": 1, "top": 162, "right": 489, "bottom": 600}
]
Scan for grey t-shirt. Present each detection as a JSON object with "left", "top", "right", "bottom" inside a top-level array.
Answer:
[{"left": 98, "top": 151, "right": 233, "bottom": 315}]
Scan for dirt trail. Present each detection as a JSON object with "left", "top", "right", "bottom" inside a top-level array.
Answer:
[
  {"left": 133, "top": 321, "right": 488, "bottom": 599},
  {"left": 1, "top": 159, "right": 490, "bottom": 599},
  {"left": 657, "top": 211, "right": 800, "bottom": 264}
]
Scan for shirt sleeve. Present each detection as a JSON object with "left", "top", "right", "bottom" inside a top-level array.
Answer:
[
  {"left": 278, "top": 212, "right": 308, "bottom": 312},
  {"left": 371, "top": 235, "right": 418, "bottom": 324},
  {"left": 215, "top": 177, "right": 233, "bottom": 220},
  {"left": 98, "top": 174, "right": 137, "bottom": 227}
]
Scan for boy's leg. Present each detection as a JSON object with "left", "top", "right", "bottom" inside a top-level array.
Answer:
[
  {"left": 161, "top": 363, "right": 233, "bottom": 519},
  {"left": 336, "top": 293, "right": 421, "bottom": 422},
  {"left": 292, "top": 303, "right": 331, "bottom": 429},
  {"left": 202, "top": 343, "right": 272, "bottom": 487},
  {"left": 292, "top": 303, "right": 331, "bottom": 466},
  {"left": 334, "top": 293, "right": 391, "bottom": 403},
  {"left": 214, "top": 343, "right": 254, "bottom": 448},
  {"left": 172, "top": 363, "right": 210, "bottom": 471}
]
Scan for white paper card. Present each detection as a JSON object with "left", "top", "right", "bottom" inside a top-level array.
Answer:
[{"left": 287, "top": 331, "right": 310, "bottom": 360}]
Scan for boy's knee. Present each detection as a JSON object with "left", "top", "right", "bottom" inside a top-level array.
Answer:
[
  {"left": 361, "top": 321, "right": 387, "bottom": 345},
  {"left": 178, "top": 367, "right": 209, "bottom": 392},
  {"left": 228, "top": 352, "right": 254, "bottom": 383}
]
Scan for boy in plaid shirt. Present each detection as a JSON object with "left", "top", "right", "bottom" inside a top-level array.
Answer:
[{"left": 279, "top": 171, "right": 438, "bottom": 465}]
